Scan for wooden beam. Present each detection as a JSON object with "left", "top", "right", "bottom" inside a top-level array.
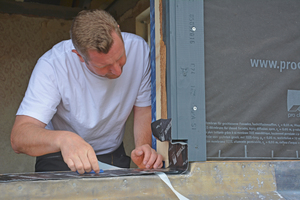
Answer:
[{"left": 155, "top": 0, "right": 169, "bottom": 167}]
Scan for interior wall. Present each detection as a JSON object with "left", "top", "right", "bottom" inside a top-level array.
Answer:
[
  {"left": 0, "top": 13, "right": 72, "bottom": 173},
  {"left": 0, "top": 0, "right": 150, "bottom": 173}
]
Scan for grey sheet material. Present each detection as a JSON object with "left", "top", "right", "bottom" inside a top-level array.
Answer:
[
  {"left": 0, "top": 167, "right": 187, "bottom": 183},
  {"left": 204, "top": 0, "right": 300, "bottom": 159}
]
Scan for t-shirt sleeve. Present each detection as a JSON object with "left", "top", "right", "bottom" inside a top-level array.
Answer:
[
  {"left": 134, "top": 41, "right": 151, "bottom": 107},
  {"left": 16, "top": 58, "right": 61, "bottom": 124}
]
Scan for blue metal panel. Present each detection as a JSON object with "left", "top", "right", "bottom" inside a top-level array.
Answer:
[{"left": 165, "top": 0, "right": 206, "bottom": 161}]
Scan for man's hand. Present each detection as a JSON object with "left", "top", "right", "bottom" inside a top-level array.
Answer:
[
  {"left": 11, "top": 115, "right": 99, "bottom": 175},
  {"left": 58, "top": 132, "right": 100, "bottom": 174},
  {"left": 132, "top": 106, "right": 163, "bottom": 169},
  {"left": 131, "top": 144, "right": 163, "bottom": 169}
]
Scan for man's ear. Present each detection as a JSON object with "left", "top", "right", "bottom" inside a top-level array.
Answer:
[{"left": 72, "top": 49, "right": 85, "bottom": 62}]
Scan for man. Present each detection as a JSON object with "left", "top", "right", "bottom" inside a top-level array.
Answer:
[{"left": 10, "top": 10, "right": 163, "bottom": 174}]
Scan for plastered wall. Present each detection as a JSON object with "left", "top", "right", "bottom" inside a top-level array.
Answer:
[{"left": 0, "top": 13, "right": 73, "bottom": 173}]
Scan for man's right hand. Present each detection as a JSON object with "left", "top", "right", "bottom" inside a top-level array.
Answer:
[
  {"left": 58, "top": 132, "right": 100, "bottom": 174},
  {"left": 11, "top": 115, "right": 100, "bottom": 174}
]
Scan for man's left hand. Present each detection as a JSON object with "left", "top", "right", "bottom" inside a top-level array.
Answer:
[{"left": 131, "top": 144, "right": 163, "bottom": 169}]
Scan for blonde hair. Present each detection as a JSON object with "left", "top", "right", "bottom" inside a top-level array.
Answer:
[{"left": 70, "top": 10, "right": 123, "bottom": 61}]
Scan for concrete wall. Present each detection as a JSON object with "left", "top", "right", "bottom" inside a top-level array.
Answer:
[{"left": 0, "top": 0, "right": 150, "bottom": 173}]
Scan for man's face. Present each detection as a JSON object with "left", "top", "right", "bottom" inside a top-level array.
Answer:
[{"left": 73, "top": 32, "right": 126, "bottom": 79}]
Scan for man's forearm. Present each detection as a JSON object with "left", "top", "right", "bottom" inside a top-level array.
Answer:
[
  {"left": 133, "top": 106, "right": 152, "bottom": 147},
  {"left": 11, "top": 115, "right": 64, "bottom": 156}
]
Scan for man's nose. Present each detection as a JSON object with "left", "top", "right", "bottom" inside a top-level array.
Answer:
[{"left": 110, "top": 63, "right": 122, "bottom": 76}]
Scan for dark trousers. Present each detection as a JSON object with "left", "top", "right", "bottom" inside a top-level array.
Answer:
[{"left": 35, "top": 143, "right": 131, "bottom": 172}]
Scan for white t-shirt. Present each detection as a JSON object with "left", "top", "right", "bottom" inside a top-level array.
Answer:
[{"left": 17, "top": 32, "right": 151, "bottom": 155}]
